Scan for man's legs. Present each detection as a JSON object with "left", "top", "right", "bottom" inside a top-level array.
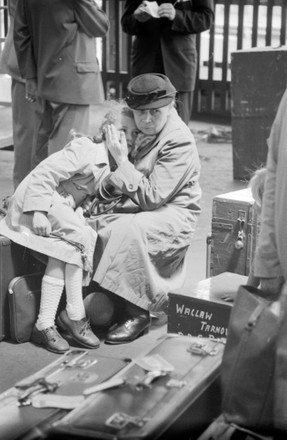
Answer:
[
  {"left": 48, "top": 102, "right": 90, "bottom": 156},
  {"left": 176, "top": 91, "right": 194, "bottom": 126},
  {"left": 32, "top": 99, "right": 90, "bottom": 168},
  {"left": 11, "top": 79, "right": 35, "bottom": 189}
]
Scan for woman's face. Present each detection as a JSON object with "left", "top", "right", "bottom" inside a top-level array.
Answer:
[
  {"left": 132, "top": 104, "right": 171, "bottom": 135},
  {"left": 115, "top": 113, "right": 139, "bottom": 151}
]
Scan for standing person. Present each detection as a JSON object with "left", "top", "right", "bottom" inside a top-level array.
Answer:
[
  {"left": 121, "top": 0, "right": 214, "bottom": 125},
  {"left": 0, "top": 101, "right": 138, "bottom": 353},
  {"left": 88, "top": 73, "right": 202, "bottom": 344},
  {"left": 253, "top": 90, "right": 287, "bottom": 297},
  {"left": 0, "top": 0, "right": 35, "bottom": 189},
  {"left": 13, "top": 0, "right": 109, "bottom": 167}
]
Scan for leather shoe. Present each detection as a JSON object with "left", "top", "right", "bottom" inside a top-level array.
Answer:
[
  {"left": 57, "top": 309, "right": 100, "bottom": 349},
  {"left": 31, "top": 325, "right": 70, "bottom": 354},
  {"left": 105, "top": 313, "right": 151, "bottom": 345}
]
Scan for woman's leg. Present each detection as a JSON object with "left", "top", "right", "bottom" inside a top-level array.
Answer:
[{"left": 57, "top": 263, "right": 100, "bottom": 349}]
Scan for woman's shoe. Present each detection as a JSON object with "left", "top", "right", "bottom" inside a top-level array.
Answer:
[
  {"left": 105, "top": 313, "right": 151, "bottom": 345},
  {"left": 31, "top": 325, "right": 70, "bottom": 354},
  {"left": 57, "top": 309, "right": 100, "bottom": 349}
]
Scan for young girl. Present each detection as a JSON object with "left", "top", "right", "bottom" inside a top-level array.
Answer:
[{"left": 0, "top": 102, "right": 138, "bottom": 354}]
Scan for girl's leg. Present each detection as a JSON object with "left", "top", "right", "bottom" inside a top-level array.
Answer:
[
  {"left": 36, "top": 257, "right": 65, "bottom": 330},
  {"left": 32, "top": 257, "right": 69, "bottom": 353},
  {"left": 57, "top": 264, "right": 100, "bottom": 349}
]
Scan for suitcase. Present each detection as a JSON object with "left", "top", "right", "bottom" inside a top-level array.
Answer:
[
  {"left": 168, "top": 272, "right": 248, "bottom": 339},
  {"left": 209, "top": 188, "right": 259, "bottom": 277},
  {"left": 231, "top": 46, "right": 287, "bottom": 180},
  {"left": 0, "top": 349, "right": 130, "bottom": 440},
  {"left": 0, "top": 236, "right": 36, "bottom": 341},
  {"left": 8, "top": 272, "right": 45, "bottom": 343},
  {"left": 49, "top": 335, "right": 225, "bottom": 440}
]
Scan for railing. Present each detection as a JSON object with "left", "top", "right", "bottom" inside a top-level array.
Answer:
[
  {"left": 0, "top": 0, "right": 8, "bottom": 49},
  {"left": 101, "top": 0, "right": 287, "bottom": 121}
]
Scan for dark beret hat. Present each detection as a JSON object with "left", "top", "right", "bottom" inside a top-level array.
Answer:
[{"left": 126, "top": 73, "right": 177, "bottom": 110}]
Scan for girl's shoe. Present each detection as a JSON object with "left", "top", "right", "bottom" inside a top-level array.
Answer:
[
  {"left": 57, "top": 309, "right": 100, "bottom": 349},
  {"left": 31, "top": 325, "right": 70, "bottom": 354}
]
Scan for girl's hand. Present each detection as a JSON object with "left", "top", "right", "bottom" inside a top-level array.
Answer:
[
  {"left": 33, "top": 211, "right": 52, "bottom": 236},
  {"left": 105, "top": 125, "right": 129, "bottom": 167}
]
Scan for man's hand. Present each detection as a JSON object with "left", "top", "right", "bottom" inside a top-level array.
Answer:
[
  {"left": 158, "top": 3, "right": 176, "bottom": 21},
  {"left": 33, "top": 211, "right": 51, "bottom": 236},
  {"left": 134, "top": 3, "right": 152, "bottom": 22},
  {"left": 105, "top": 125, "right": 128, "bottom": 167},
  {"left": 260, "top": 276, "right": 285, "bottom": 299},
  {"left": 25, "top": 78, "right": 37, "bottom": 103}
]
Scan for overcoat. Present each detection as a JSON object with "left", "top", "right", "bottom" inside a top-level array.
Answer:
[
  {"left": 121, "top": 0, "right": 214, "bottom": 92},
  {"left": 88, "top": 109, "right": 202, "bottom": 312},
  {"left": 254, "top": 89, "right": 287, "bottom": 280},
  {"left": 0, "top": 138, "right": 110, "bottom": 280},
  {"left": 13, "top": 0, "right": 109, "bottom": 104}
]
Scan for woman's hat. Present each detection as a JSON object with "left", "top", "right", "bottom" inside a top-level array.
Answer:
[{"left": 126, "top": 73, "right": 177, "bottom": 110}]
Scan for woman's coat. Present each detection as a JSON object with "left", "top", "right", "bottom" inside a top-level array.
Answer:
[{"left": 89, "top": 109, "right": 202, "bottom": 312}]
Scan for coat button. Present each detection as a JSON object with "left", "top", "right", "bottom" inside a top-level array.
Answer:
[{"left": 128, "top": 184, "right": 134, "bottom": 190}]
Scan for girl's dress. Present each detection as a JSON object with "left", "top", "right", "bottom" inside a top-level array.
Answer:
[{"left": 0, "top": 136, "right": 110, "bottom": 282}]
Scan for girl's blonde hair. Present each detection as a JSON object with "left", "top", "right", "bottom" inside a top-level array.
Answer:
[{"left": 69, "top": 100, "right": 133, "bottom": 143}]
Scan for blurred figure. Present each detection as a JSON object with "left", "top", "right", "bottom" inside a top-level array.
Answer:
[
  {"left": 121, "top": 0, "right": 214, "bottom": 124},
  {"left": 14, "top": 0, "right": 109, "bottom": 167},
  {"left": 0, "top": 0, "right": 35, "bottom": 189},
  {"left": 253, "top": 90, "right": 287, "bottom": 298}
]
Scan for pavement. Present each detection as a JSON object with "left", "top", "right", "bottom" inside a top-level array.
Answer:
[{"left": 0, "top": 102, "right": 246, "bottom": 394}]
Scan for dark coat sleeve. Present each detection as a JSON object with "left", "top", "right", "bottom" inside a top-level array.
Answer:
[{"left": 14, "top": 0, "right": 36, "bottom": 79}]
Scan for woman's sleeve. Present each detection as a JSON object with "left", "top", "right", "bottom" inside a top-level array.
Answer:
[
  {"left": 108, "top": 136, "right": 200, "bottom": 211},
  {"left": 22, "top": 138, "right": 106, "bottom": 213},
  {"left": 74, "top": 0, "right": 109, "bottom": 38}
]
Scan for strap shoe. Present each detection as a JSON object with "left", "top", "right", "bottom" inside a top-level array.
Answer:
[
  {"left": 31, "top": 325, "right": 70, "bottom": 354},
  {"left": 57, "top": 309, "right": 100, "bottom": 349},
  {"left": 105, "top": 313, "right": 151, "bottom": 345}
]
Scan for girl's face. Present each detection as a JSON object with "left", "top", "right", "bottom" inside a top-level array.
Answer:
[{"left": 116, "top": 113, "right": 139, "bottom": 151}]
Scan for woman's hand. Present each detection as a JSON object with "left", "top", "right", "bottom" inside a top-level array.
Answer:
[
  {"left": 33, "top": 211, "right": 52, "bottom": 236},
  {"left": 105, "top": 124, "right": 129, "bottom": 167}
]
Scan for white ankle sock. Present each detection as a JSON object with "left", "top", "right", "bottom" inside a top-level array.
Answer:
[
  {"left": 36, "top": 275, "right": 64, "bottom": 330},
  {"left": 65, "top": 265, "right": 86, "bottom": 321}
]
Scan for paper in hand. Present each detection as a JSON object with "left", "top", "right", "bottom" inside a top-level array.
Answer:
[{"left": 140, "top": 1, "right": 160, "bottom": 18}]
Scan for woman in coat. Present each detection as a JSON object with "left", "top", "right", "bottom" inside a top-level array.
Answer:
[
  {"left": 0, "top": 102, "right": 138, "bottom": 353},
  {"left": 88, "top": 73, "right": 202, "bottom": 344}
]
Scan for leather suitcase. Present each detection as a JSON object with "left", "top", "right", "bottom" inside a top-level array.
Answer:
[
  {"left": 209, "top": 188, "right": 259, "bottom": 277},
  {"left": 49, "top": 335, "right": 225, "bottom": 439},
  {"left": 0, "top": 349, "right": 130, "bottom": 440},
  {"left": 231, "top": 46, "right": 287, "bottom": 180},
  {"left": 8, "top": 272, "right": 45, "bottom": 343},
  {"left": 0, "top": 236, "right": 32, "bottom": 341}
]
